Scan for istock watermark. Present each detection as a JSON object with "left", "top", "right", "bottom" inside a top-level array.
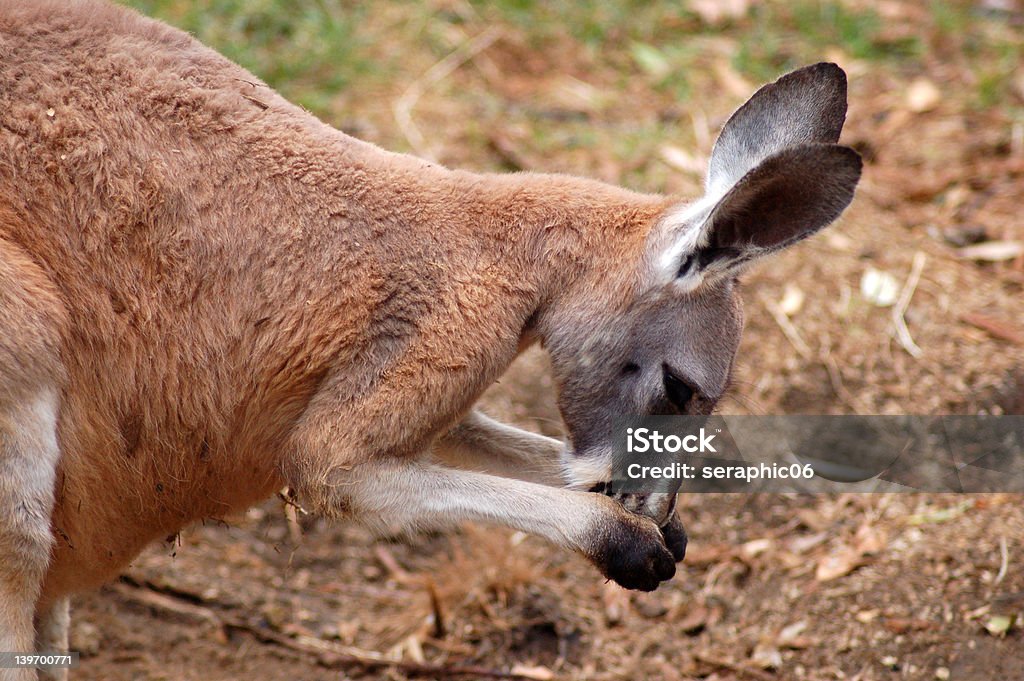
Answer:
[
  {"left": 626, "top": 460, "right": 817, "bottom": 482},
  {"left": 626, "top": 427, "right": 718, "bottom": 454},
  {"left": 610, "top": 415, "right": 1024, "bottom": 494},
  {"left": 0, "top": 653, "right": 78, "bottom": 670}
]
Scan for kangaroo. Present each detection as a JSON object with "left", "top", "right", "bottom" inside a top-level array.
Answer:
[{"left": 0, "top": 1, "right": 861, "bottom": 677}]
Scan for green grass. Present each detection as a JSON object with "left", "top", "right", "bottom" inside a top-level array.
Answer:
[
  {"left": 731, "top": 2, "right": 923, "bottom": 80},
  {"left": 123, "top": 0, "right": 378, "bottom": 116},
  {"left": 120, "top": 0, "right": 1022, "bottom": 170},
  {"left": 469, "top": 0, "right": 696, "bottom": 47}
]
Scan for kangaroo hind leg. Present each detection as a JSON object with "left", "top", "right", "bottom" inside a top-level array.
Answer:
[{"left": 0, "top": 238, "right": 66, "bottom": 681}]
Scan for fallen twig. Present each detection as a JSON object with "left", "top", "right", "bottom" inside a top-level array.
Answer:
[
  {"left": 108, "top": 582, "right": 220, "bottom": 627},
  {"left": 226, "top": 618, "right": 537, "bottom": 679},
  {"left": 759, "top": 293, "right": 812, "bottom": 359},
  {"left": 112, "top": 575, "right": 536, "bottom": 679},
  {"left": 694, "top": 653, "right": 777, "bottom": 681},
  {"left": 892, "top": 251, "right": 926, "bottom": 357},
  {"left": 118, "top": 573, "right": 241, "bottom": 609},
  {"left": 374, "top": 544, "right": 417, "bottom": 584},
  {"left": 961, "top": 312, "right": 1024, "bottom": 345},
  {"left": 995, "top": 535, "right": 1010, "bottom": 588},
  {"left": 426, "top": 578, "right": 447, "bottom": 638},
  {"left": 277, "top": 487, "right": 309, "bottom": 514},
  {"left": 820, "top": 343, "right": 870, "bottom": 413},
  {"left": 278, "top": 487, "right": 306, "bottom": 543}
]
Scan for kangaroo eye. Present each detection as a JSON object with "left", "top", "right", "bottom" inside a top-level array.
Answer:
[
  {"left": 663, "top": 365, "right": 696, "bottom": 412},
  {"left": 676, "top": 254, "right": 696, "bottom": 278}
]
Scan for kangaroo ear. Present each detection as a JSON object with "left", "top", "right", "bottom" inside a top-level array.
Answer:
[
  {"left": 655, "top": 64, "right": 859, "bottom": 286},
  {"left": 707, "top": 63, "right": 848, "bottom": 197},
  {"left": 697, "top": 144, "right": 861, "bottom": 271}
]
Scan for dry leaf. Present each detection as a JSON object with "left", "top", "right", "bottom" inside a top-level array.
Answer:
[
  {"left": 883, "top": 618, "right": 936, "bottom": 634},
  {"left": 825, "top": 231, "right": 856, "bottom": 251},
  {"left": 510, "top": 664, "right": 555, "bottom": 680},
  {"left": 741, "top": 538, "right": 774, "bottom": 559},
  {"left": 965, "top": 604, "right": 991, "bottom": 621},
  {"left": 856, "top": 609, "right": 880, "bottom": 623},
  {"left": 906, "top": 500, "right": 973, "bottom": 525},
  {"left": 678, "top": 604, "right": 710, "bottom": 635},
  {"left": 660, "top": 144, "right": 706, "bottom": 176},
  {"left": 404, "top": 634, "right": 425, "bottom": 664},
  {"left": 796, "top": 508, "right": 833, "bottom": 532},
  {"left": 815, "top": 546, "right": 864, "bottom": 581},
  {"left": 984, "top": 614, "right": 1016, "bottom": 637},
  {"left": 906, "top": 78, "right": 941, "bottom": 113},
  {"left": 548, "top": 75, "right": 605, "bottom": 113},
  {"left": 777, "top": 620, "right": 810, "bottom": 649},
  {"left": 957, "top": 240, "right": 1024, "bottom": 261},
  {"left": 712, "top": 60, "right": 755, "bottom": 99},
  {"left": 779, "top": 284, "right": 805, "bottom": 316},
  {"left": 751, "top": 643, "right": 783, "bottom": 669},
  {"left": 787, "top": 531, "right": 828, "bottom": 554},
  {"left": 816, "top": 525, "right": 884, "bottom": 582},
  {"left": 854, "top": 524, "right": 887, "bottom": 554},
  {"left": 934, "top": 223, "right": 986, "bottom": 247},
  {"left": 690, "top": 0, "right": 752, "bottom": 25},
  {"left": 860, "top": 268, "right": 900, "bottom": 307},
  {"left": 777, "top": 550, "right": 805, "bottom": 570}
]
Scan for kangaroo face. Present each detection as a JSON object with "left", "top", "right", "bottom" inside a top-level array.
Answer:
[
  {"left": 546, "top": 231, "right": 746, "bottom": 510},
  {"left": 548, "top": 277, "right": 742, "bottom": 455},
  {"left": 546, "top": 63, "right": 863, "bottom": 519}
]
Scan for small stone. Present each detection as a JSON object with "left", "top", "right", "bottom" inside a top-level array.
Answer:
[{"left": 935, "top": 667, "right": 951, "bottom": 680}]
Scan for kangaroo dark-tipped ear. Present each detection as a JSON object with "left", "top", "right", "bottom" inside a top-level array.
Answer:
[
  {"left": 704, "top": 143, "right": 861, "bottom": 263},
  {"left": 707, "top": 63, "right": 848, "bottom": 197},
  {"left": 654, "top": 65, "right": 859, "bottom": 287}
]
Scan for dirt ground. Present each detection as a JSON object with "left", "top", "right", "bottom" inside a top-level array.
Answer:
[{"left": 73, "top": 1, "right": 1024, "bottom": 679}]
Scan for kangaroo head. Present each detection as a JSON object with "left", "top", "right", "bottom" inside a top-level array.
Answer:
[{"left": 542, "top": 63, "right": 862, "bottom": 509}]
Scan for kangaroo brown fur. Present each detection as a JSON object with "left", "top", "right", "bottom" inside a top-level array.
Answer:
[{"left": 0, "top": 2, "right": 861, "bottom": 677}]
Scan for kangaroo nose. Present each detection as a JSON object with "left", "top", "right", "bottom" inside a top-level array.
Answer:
[{"left": 610, "top": 490, "right": 677, "bottom": 527}]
